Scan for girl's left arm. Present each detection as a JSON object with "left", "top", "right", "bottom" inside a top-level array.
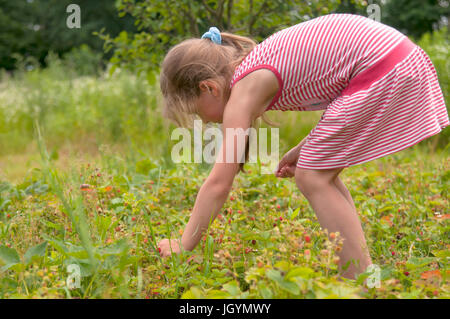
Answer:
[{"left": 158, "top": 69, "right": 279, "bottom": 256}]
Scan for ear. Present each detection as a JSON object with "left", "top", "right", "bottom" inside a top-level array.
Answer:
[
  {"left": 199, "top": 81, "right": 212, "bottom": 93},
  {"left": 199, "top": 80, "right": 220, "bottom": 96},
  {"left": 208, "top": 81, "right": 220, "bottom": 97}
]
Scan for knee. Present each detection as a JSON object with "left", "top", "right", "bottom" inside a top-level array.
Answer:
[
  {"left": 295, "top": 168, "right": 322, "bottom": 197},
  {"left": 294, "top": 168, "right": 337, "bottom": 197}
]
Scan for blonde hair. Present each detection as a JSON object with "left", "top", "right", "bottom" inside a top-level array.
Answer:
[{"left": 160, "top": 32, "right": 274, "bottom": 172}]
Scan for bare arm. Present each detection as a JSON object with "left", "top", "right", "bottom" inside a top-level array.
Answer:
[
  {"left": 158, "top": 69, "right": 280, "bottom": 255},
  {"left": 181, "top": 69, "right": 279, "bottom": 251}
]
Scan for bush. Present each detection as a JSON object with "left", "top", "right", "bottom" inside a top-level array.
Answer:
[{"left": 62, "top": 45, "right": 104, "bottom": 77}]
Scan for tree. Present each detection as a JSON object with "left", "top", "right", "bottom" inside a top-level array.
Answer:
[
  {"left": 382, "top": 0, "right": 449, "bottom": 39},
  {"left": 99, "top": 0, "right": 367, "bottom": 76},
  {"left": 0, "top": 0, "right": 136, "bottom": 70}
]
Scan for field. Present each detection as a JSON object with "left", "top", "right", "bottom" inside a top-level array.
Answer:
[{"left": 0, "top": 57, "right": 449, "bottom": 299}]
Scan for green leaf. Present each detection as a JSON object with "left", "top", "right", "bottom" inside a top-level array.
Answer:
[
  {"left": 181, "top": 286, "right": 204, "bottom": 299},
  {"left": 278, "top": 280, "right": 300, "bottom": 295},
  {"left": 406, "top": 256, "right": 436, "bottom": 270},
  {"left": 100, "top": 238, "right": 129, "bottom": 256},
  {"left": 266, "top": 268, "right": 300, "bottom": 295},
  {"left": 266, "top": 269, "right": 283, "bottom": 283},
  {"left": 378, "top": 206, "right": 394, "bottom": 213},
  {"left": 0, "top": 246, "right": 21, "bottom": 270},
  {"left": 108, "top": 64, "right": 117, "bottom": 76},
  {"left": 258, "top": 283, "right": 273, "bottom": 298},
  {"left": 274, "top": 261, "right": 290, "bottom": 272},
  {"left": 285, "top": 267, "right": 314, "bottom": 280},
  {"left": 24, "top": 241, "right": 47, "bottom": 264},
  {"left": 206, "top": 289, "right": 230, "bottom": 299},
  {"left": 432, "top": 250, "right": 450, "bottom": 259},
  {"left": 290, "top": 207, "right": 300, "bottom": 220},
  {"left": 223, "top": 281, "right": 240, "bottom": 296}
]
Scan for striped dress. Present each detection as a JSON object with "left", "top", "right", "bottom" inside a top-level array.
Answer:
[{"left": 230, "top": 14, "right": 449, "bottom": 169}]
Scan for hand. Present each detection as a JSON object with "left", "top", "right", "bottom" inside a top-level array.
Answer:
[
  {"left": 275, "top": 138, "right": 307, "bottom": 178},
  {"left": 157, "top": 238, "right": 182, "bottom": 257}
]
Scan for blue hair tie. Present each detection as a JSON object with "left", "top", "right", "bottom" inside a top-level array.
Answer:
[{"left": 201, "top": 27, "right": 222, "bottom": 45}]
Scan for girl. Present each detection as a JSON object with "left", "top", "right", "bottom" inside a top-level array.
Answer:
[{"left": 157, "top": 14, "right": 449, "bottom": 279}]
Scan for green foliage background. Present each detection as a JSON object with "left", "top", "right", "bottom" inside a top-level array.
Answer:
[{"left": 0, "top": 0, "right": 136, "bottom": 70}]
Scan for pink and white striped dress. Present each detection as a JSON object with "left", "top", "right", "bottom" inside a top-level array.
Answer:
[{"left": 230, "top": 14, "right": 449, "bottom": 169}]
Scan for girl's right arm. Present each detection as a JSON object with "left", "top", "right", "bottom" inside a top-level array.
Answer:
[
  {"left": 158, "top": 69, "right": 280, "bottom": 257},
  {"left": 180, "top": 69, "right": 280, "bottom": 251}
]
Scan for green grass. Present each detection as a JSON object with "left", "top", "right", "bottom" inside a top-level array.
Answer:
[
  {"left": 0, "top": 56, "right": 448, "bottom": 298},
  {"left": 0, "top": 138, "right": 448, "bottom": 298}
]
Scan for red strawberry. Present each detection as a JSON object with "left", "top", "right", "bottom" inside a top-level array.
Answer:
[{"left": 304, "top": 235, "right": 311, "bottom": 243}]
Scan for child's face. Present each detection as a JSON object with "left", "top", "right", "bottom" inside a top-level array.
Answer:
[{"left": 195, "top": 80, "right": 226, "bottom": 124}]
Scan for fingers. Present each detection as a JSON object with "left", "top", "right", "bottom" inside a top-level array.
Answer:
[
  {"left": 275, "top": 165, "right": 296, "bottom": 178},
  {"left": 159, "top": 247, "right": 172, "bottom": 258},
  {"left": 157, "top": 239, "right": 171, "bottom": 258},
  {"left": 285, "top": 165, "right": 296, "bottom": 177},
  {"left": 274, "top": 166, "right": 285, "bottom": 177},
  {"left": 276, "top": 148, "right": 299, "bottom": 175},
  {"left": 277, "top": 156, "right": 286, "bottom": 170},
  {"left": 157, "top": 238, "right": 182, "bottom": 258},
  {"left": 275, "top": 158, "right": 287, "bottom": 174}
]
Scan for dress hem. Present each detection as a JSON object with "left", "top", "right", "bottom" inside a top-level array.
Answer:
[{"left": 296, "top": 122, "right": 449, "bottom": 170}]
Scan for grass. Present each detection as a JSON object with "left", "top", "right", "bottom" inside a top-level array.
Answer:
[
  {"left": 0, "top": 136, "right": 448, "bottom": 298},
  {"left": 0, "top": 58, "right": 448, "bottom": 299}
]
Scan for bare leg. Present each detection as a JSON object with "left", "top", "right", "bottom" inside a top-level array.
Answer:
[
  {"left": 334, "top": 175, "right": 357, "bottom": 214},
  {"left": 295, "top": 168, "right": 372, "bottom": 279},
  {"left": 333, "top": 175, "right": 372, "bottom": 278}
]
